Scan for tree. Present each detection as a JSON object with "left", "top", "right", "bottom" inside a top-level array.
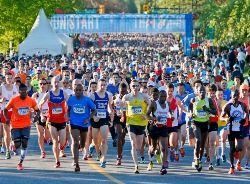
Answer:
[{"left": 0, "top": 0, "right": 83, "bottom": 52}]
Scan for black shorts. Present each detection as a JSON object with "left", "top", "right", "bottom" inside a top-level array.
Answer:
[
  {"left": 11, "top": 127, "right": 31, "bottom": 142},
  {"left": 114, "top": 115, "right": 126, "bottom": 126},
  {"left": 70, "top": 124, "right": 88, "bottom": 132},
  {"left": 193, "top": 121, "right": 209, "bottom": 132},
  {"left": 209, "top": 122, "right": 218, "bottom": 132},
  {"left": 127, "top": 124, "right": 145, "bottom": 135},
  {"left": 36, "top": 117, "right": 47, "bottom": 127},
  {"left": 148, "top": 124, "right": 168, "bottom": 140},
  {"left": 167, "top": 126, "right": 178, "bottom": 134},
  {"left": 228, "top": 131, "right": 244, "bottom": 141},
  {"left": 91, "top": 117, "right": 110, "bottom": 129},
  {"left": 49, "top": 122, "right": 66, "bottom": 131}
]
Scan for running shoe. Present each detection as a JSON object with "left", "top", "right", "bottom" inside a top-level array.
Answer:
[
  {"left": 147, "top": 162, "right": 153, "bottom": 171},
  {"left": 96, "top": 155, "right": 101, "bottom": 161},
  {"left": 17, "top": 163, "right": 24, "bottom": 170},
  {"left": 48, "top": 140, "right": 53, "bottom": 145},
  {"left": 175, "top": 154, "right": 180, "bottom": 161},
  {"left": 236, "top": 163, "right": 242, "bottom": 171},
  {"left": 44, "top": 138, "right": 47, "bottom": 144},
  {"left": 155, "top": 153, "right": 161, "bottom": 164},
  {"left": 159, "top": 168, "right": 167, "bottom": 175},
  {"left": 134, "top": 166, "right": 140, "bottom": 174},
  {"left": 215, "top": 159, "right": 220, "bottom": 166},
  {"left": 100, "top": 161, "right": 106, "bottom": 168},
  {"left": 41, "top": 152, "right": 46, "bottom": 159},
  {"left": 180, "top": 148, "right": 185, "bottom": 157},
  {"left": 228, "top": 167, "right": 234, "bottom": 174},
  {"left": 54, "top": 162, "right": 60, "bottom": 168},
  {"left": 75, "top": 164, "right": 80, "bottom": 172},
  {"left": 139, "top": 157, "right": 145, "bottom": 164},
  {"left": 205, "top": 156, "right": 210, "bottom": 163},
  {"left": 194, "top": 159, "right": 199, "bottom": 169},
  {"left": 197, "top": 161, "right": 202, "bottom": 172},
  {"left": 244, "top": 163, "right": 249, "bottom": 169},
  {"left": 87, "top": 153, "right": 93, "bottom": 158},
  {"left": 221, "top": 155, "right": 226, "bottom": 163},
  {"left": 234, "top": 151, "right": 240, "bottom": 160},
  {"left": 204, "top": 152, "right": 207, "bottom": 158},
  {"left": 6, "top": 151, "right": 11, "bottom": 159},
  {"left": 208, "top": 163, "right": 214, "bottom": 170},
  {"left": 60, "top": 150, "right": 66, "bottom": 157},
  {"left": 170, "top": 151, "right": 175, "bottom": 162},
  {"left": 0, "top": 147, "right": 5, "bottom": 153},
  {"left": 116, "top": 158, "right": 121, "bottom": 165},
  {"left": 164, "top": 160, "right": 169, "bottom": 169},
  {"left": 89, "top": 145, "right": 95, "bottom": 155},
  {"left": 83, "top": 155, "right": 88, "bottom": 160}
]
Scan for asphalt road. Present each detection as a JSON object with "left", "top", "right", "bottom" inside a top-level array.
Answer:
[{"left": 0, "top": 126, "right": 250, "bottom": 184}]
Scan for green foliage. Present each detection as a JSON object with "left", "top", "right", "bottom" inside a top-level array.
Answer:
[
  {"left": 0, "top": 0, "right": 83, "bottom": 52},
  {"left": 196, "top": 0, "right": 250, "bottom": 46}
]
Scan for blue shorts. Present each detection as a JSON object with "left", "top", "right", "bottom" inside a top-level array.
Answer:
[
  {"left": 217, "top": 126, "right": 228, "bottom": 135},
  {"left": 242, "top": 125, "right": 250, "bottom": 137}
]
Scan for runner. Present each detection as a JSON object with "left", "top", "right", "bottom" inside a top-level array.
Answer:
[
  {"left": 39, "top": 75, "right": 69, "bottom": 168},
  {"left": 0, "top": 72, "right": 18, "bottom": 159},
  {"left": 120, "top": 79, "right": 150, "bottom": 173},
  {"left": 206, "top": 84, "right": 219, "bottom": 170},
  {"left": 67, "top": 84, "right": 96, "bottom": 172},
  {"left": 220, "top": 89, "right": 248, "bottom": 174},
  {"left": 32, "top": 78, "right": 50, "bottom": 158},
  {"left": 113, "top": 83, "right": 127, "bottom": 165},
  {"left": 90, "top": 78, "right": 113, "bottom": 168},
  {"left": 189, "top": 85, "right": 217, "bottom": 172},
  {"left": 146, "top": 90, "right": 170, "bottom": 175},
  {"left": 4, "top": 83, "right": 39, "bottom": 170}
]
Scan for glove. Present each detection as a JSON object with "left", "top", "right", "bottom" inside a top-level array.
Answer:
[
  {"left": 229, "top": 117, "right": 234, "bottom": 122},
  {"left": 239, "top": 119, "right": 246, "bottom": 125}
]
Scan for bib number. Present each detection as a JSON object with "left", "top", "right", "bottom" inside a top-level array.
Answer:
[
  {"left": 157, "top": 116, "right": 167, "bottom": 125},
  {"left": 18, "top": 107, "right": 29, "bottom": 116},
  {"left": 73, "top": 106, "right": 85, "bottom": 114},
  {"left": 97, "top": 110, "right": 106, "bottom": 118},
  {"left": 197, "top": 110, "right": 206, "bottom": 118},
  {"left": 42, "top": 108, "right": 48, "bottom": 116},
  {"left": 232, "top": 118, "right": 240, "bottom": 126},
  {"left": 52, "top": 106, "right": 63, "bottom": 114},
  {"left": 131, "top": 106, "right": 142, "bottom": 115}
]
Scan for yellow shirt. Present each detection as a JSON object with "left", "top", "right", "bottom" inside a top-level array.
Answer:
[
  {"left": 217, "top": 100, "right": 228, "bottom": 127},
  {"left": 126, "top": 94, "right": 148, "bottom": 126},
  {"left": 193, "top": 97, "right": 210, "bottom": 122}
]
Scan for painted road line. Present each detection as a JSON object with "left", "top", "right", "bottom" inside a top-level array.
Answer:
[{"left": 87, "top": 159, "right": 125, "bottom": 184}]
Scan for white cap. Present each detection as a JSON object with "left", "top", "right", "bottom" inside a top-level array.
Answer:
[
  {"left": 147, "top": 81, "right": 155, "bottom": 87},
  {"left": 150, "top": 72, "right": 156, "bottom": 77},
  {"left": 93, "top": 72, "right": 98, "bottom": 76},
  {"left": 36, "top": 67, "right": 42, "bottom": 71}
]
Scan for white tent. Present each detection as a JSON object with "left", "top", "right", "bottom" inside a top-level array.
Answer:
[
  {"left": 57, "top": 33, "right": 74, "bottom": 54},
  {"left": 18, "top": 9, "right": 66, "bottom": 56}
]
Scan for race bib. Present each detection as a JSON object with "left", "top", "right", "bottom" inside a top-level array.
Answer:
[
  {"left": 52, "top": 106, "right": 63, "bottom": 114},
  {"left": 131, "top": 106, "right": 142, "bottom": 115},
  {"left": 73, "top": 106, "right": 85, "bottom": 114},
  {"left": 116, "top": 107, "right": 126, "bottom": 116},
  {"left": 97, "top": 109, "right": 106, "bottom": 118},
  {"left": 232, "top": 118, "right": 240, "bottom": 126},
  {"left": 157, "top": 116, "right": 167, "bottom": 125},
  {"left": 18, "top": 107, "right": 29, "bottom": 116},
  {"left": 197, "top": 110, "right": 207, "bottom": 118},
  {"left": 42, "top": 108, "right": 48, "bottom": 116}
]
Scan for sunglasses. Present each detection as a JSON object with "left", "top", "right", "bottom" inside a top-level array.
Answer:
[
  {"left": 132, "top": 85, "right": 139, "bottom": 88},
  {"left": 63, "top": 82, "right": 69, "bottom": 84},
  {"left": 65, "top": 75, "right": 69, "bottom": 76},
  {"left": 40, "top": 83, "right": 47, "bottom": 85}
]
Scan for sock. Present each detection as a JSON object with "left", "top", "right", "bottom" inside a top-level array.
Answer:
[
  {"left": 215, "top": 146, "right": 219, "bottom": 159},
  {"left": 21, "top": 148, "right": 27, "bottom": 161}
]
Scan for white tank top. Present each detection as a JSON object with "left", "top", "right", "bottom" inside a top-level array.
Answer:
[
  {"left": 229, "top": 103, "right": 244, "bottom": 132},
  {"left": 114, "top": 94, "right": 126, "bottom": 116},
  {"left": 154, "top": 100, "right": 169, "bottom": 125},
  {"left": 1, "top": 85, "right": 18, "bottom": 111},
  {"left": 36, "top": 92, "right": 49, "bottom": 116}
]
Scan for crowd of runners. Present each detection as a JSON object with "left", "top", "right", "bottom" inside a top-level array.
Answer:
[{"left": 0, "top": 33, "right": 250, "bottom": 175}]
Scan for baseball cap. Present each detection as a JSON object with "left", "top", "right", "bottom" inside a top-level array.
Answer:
[
  {"left": 147, "top": 81, "right": 155, "bottom": 87},
  {"left": 150, "top": 72, "right": 156, "bottom": 77},
  {"left": 234, "top": 64, "right": 239, "bottom": 69},
  {"left": 240, "top": 83, "right": 249, "bottom": 90},
  {"left": 36, "top": 67, "right": 42, "bottom": 71},
  {"left": 93, "top": 72, "right": 98, "bottom": 76},
  {"left": 219, "top": 62, "right": 224, "bottom": 66}
]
